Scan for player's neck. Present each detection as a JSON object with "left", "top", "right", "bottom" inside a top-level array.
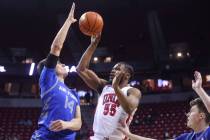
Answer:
[
  {"left": 58, "top": 76, "right": 65, "bottom": 83},
  {"left": 194, "top": 122, "right": 209, "bottom": 133},
  {"left": 119, "top": 81, "right": 128, "bottom": 88}
]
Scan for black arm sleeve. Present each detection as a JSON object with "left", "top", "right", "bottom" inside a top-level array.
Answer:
[{"left": 45, "top": 54, "right": 59, "bottom": 69}]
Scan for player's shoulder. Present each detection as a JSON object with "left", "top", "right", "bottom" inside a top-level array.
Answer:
[
  {"left": 95, "top": 79, "right": 108, "bottom": 94},
  {"left": 101, "top": 79, "right": 108, "bottom": 86},
  {"left": 101, "top": 84, "right": 112, "bottom": 91},
  {"left": 205, "top": 126, "right": 210, "bottom": 135},
  {"left": 128, "top": 87, "right": 140, "bottom": 91},
  {"left": 39, "top": 67, "right": 58, "bottom": 91},
  {"left": 175, "top": 132, "right": 193, "bottom": 140},
  {"left": 127, "top": 87, "right": 141, "bottom": 95},
  {"left": 40, "top": 67, "right": 56, "bottom": 78},
  {"left": 42, "top": 66, "right": 55, "bottom": 73},
  {"left": 206, "top": 126, "right": 210, "bottom": 131}
]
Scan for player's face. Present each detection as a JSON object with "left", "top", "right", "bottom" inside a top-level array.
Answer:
[
  {"left": 109, "top": 63, "right": 126, "bottom": 81},
  {"left": 186, "top": 105, "right": 202, "bottom": 129},
  {"left": 56, "top": 62, "right": 68, "bottom": 78}
]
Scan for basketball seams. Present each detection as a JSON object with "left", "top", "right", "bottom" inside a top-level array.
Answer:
[
  {"left": 92, "top": 23, "right": 100, "bottom": 34},
  {"left": 93, "top": 15, "right": 103, "bottom": 34},
  {"left": 80, "top": 13, "right": 89, "bottom": 29},
  {"left": 79, "top": 13, "right": 91, "bottom": 36},
  {"left": 90, "top": 13, "right": 98, "bottom": 34},
  {"left": 85, "top": 13, "right": 91, "bottom": 33},
  {"left": 79, "top": 24, "right": 91, "bottom": 36}
]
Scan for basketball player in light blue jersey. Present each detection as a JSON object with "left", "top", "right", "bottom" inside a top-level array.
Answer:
[{"left": 31, "top": 3, "right": 82, "bottom": 140}]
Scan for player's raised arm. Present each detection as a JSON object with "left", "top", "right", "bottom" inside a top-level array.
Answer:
[
  {"left": 192, "top": 71, "right": 210, "bottom": 113},
  {"left": 76, "top": 35, "right": 107, "bottom": 92},
  {"left": 37, "top": 2, "right": 76, "bottom": 85},
  {"left": 112, "top": 71, "right": 141, "bottom": 115},
  {"left": 50, "top": 2, "right": 76, "bottom": 57}
]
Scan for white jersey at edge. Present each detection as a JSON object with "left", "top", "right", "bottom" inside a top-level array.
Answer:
[{"left": 90, "top": 85, "right": 136, "bottom": 140}]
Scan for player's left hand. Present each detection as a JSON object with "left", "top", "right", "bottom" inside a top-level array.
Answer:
[
  {"left": 91, "top": 33, "right": 101, "bottom": 46},
  {"left": 50, "top": 120, "right": 68, "bottom": 132},
  {"left": 192, "top": 71, "right": 202, "bottom": 90},
  {"left": 112, "top": 71, "right": 124, "bottom": 88}
]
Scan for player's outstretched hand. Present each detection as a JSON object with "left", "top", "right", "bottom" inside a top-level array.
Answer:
[
  {"left": 192, "top": 71, "right": 202, "bottom": 90},
  {"left": 68, "top": 2, "right": 77, "bottom": 24},
  {"left": 91, "top": 33, "right": 101, "bottom": 46}
]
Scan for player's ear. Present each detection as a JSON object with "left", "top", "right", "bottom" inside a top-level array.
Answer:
[
  {"left": 200, "top": 113, "right": 205, "bottom": 119},
  {"left": 125, "top": 72, "right": 130, "bottom": 80}
]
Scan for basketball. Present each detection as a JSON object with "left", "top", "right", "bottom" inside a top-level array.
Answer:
[{"left": 79, "top": 11, "right": 104, "bottom": 36}]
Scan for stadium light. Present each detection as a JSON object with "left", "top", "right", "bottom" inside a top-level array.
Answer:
[
  {"left": 93, "top": 57, "right": 99, "bottom": 63},
  {"left": 0, "top": 65, "right": 6, "bottom": 72},
  {"left": 104, "top": 57, "right": 112, "bottom": 63},
  {"left": 206, "top": 75, "right": 210, "bottom": 82},
  {"left": 130, "top": 80, "right": 140, "bottom": 86},
  {"left": 29, "top": 63, "right": 35, "bottom": 76},
  {"left": 177, "top": 52, "right": 183, "bottom": 58}
]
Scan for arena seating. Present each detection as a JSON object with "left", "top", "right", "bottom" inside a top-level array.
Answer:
[
  {"left": 0, "top": 108, "right": 40, "bottom": 140},
  {"left": 0, "top": 101, "right": 191, "bottom": 140},
  {"left": 129, "top": 102, "right": 190, "bottom": 139}
]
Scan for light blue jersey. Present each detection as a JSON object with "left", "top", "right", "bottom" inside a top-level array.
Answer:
[
  {"left": 175, "top": 126, "right": 210, "bottom": 140},
  {"left": 31, "top": 67, "right": 80, "bottom": 140}
]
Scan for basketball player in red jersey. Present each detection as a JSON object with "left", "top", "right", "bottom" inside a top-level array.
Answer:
[{"left": 76, "top": 35, "right": 141, "bottom": 140}]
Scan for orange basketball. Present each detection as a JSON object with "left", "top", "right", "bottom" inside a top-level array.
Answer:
[{"left": 79, "top": 11, "right": 104, "bottom": 36}]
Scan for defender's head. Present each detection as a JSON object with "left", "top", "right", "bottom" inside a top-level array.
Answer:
[{"left": 186, "top": 98, "right": 210, "bottom": 130}]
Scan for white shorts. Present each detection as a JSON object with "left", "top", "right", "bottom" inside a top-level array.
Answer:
[
  {"left": 90, "top": 134, "right": 108, "bottom": 140},
  {"left": 90, "top": 134, "right": 123, "bottom": 140}
]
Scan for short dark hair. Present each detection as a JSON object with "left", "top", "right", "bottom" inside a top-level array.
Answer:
[
  {"left": 118, "top": 62, "right": 134, "bottom": 79},
  {"left": 190, "top": 98, "right": 210, "bottom": 124},
  {"left": 37, "top": 59, "right": 46, "bottom": 75}
]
